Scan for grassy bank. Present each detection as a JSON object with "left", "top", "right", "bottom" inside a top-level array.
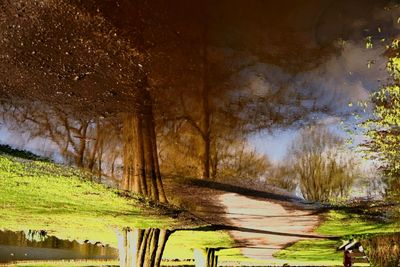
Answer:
[
  {"left": 0, "top": 152, "right": 178, "bottom": 246},
  {"left": 275, "top": 209, "right": 400, "bottom": 265},
  {"left": 0, "top": 150, "right": 235, "bottom": 260}
]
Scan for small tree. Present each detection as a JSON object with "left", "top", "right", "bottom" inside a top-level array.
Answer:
[
  {"left": 266, "top": 164, "right": 297, "bottom": 192},
  {"left": 288, "top": 125, "right": 358, "bottom": 202},
  {"left": 216, "top": 140, "right": 271, "bottom": 187}
]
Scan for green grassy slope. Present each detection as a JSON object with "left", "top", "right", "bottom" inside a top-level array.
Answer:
[
  {"left": 0, "top": 150, "right": 237, "bottom": 264},
  {"left": 0, "top": 152, "right": 178, "bottom": 246}
]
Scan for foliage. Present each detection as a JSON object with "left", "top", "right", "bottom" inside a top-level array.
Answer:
[
  {"left": 358, "top": 40, "right": 400, "bottom": 197},
  {"left": 287, "top": 125, "right": 358, "bottom": 202}
]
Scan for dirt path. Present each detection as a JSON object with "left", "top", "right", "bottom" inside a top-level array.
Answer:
[
  {"left": 165, "top": 178, "right": 323, "bottom": 260},
  {"left": 218, "top": 192, "right": 322, "bottom": 260}
]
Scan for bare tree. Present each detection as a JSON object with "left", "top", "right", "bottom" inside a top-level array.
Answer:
[
  {"left": 215, "top": 140, "right": 271, "bottom": 187},
  {"left": 266, "top": 164, "right": 297, "bottom": 192},
  {"left": 288, "top": 125, "right": 358, "bottom": 202},
  {"left": 0, "top": 100, "right": 122, "bottom": 182}
]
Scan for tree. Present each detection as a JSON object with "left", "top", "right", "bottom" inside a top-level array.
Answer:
[
  {"left": 359, "top": 40, "right": 400, "bottom": 196},
  {"left": 288, "top": 125, "right": 358, "bottom": 202},
  {"left": 216, "top": 140, "right": 271, "bottom": 186},
  {"left": 266, "top": 164, "right": 297, "bottom": 192}
]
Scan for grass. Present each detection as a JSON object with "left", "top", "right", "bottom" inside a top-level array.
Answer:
[
  {"left": 274, "top": 209, "right": 400, "bottom": 265},
  {"left": 275, "top": 239, "right": 342, "bottom": 262},
  {"left": 4, "top": 146, "right": 398, "bottom": 266},
  {"left": 6, "top": 145, "right": 396, "bottom": 266},
  {"left": 0, "top": 153, "right": 179, "bottom": 246},
  {"left": 316, "top": 209, "right": 400, "bottom": 237},
  {"left": 0, "top": 150, "right": 238, "bottom": 265},
  {"left": 164, "top": 230, "right": 235, "bottom": 260}
]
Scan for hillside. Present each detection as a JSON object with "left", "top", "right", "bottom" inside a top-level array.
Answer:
[{"left": 0, "top": 148, "right": 187, "bottom": 247}]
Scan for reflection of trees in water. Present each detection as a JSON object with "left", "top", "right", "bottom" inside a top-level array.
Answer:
[
  {"left": 117, "top": 228, "right": 223, "bottom": 267},
  {"left": 117, "top": 228, "right": 170, "bottom": 267},
  {"left": 0, "top": 0, "right": 357, "bottom": 204},
  {"left": 361, "top": 233, "right": 400, "bottom": 267},
  {"left": 0, "top": 0, "right": 167, "bottom": 202},
  {"left": 24, "top": 230, "right": 48, "bottom": 242},
  {"left": 0, "top": 100, "right": 123, "bottom": 184},
  {"left": 0, "top": 230, "right": 117, "bottom": 258},
  {"left": 193, "top": 247, "right": 220, "bottom": 267},
  {"left": 0, "top": 99, "right": 167, "bottom": 201}
]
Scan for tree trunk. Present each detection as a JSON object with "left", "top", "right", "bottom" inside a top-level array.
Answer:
[
  {"left": 194, "top": 248, "right": 219, "bottom": 267},
  {"left": 200, "top": 24, "right": 211, "bottom": 180},
  {"left": 73, "top": 121, "right": 89, "bottom": 168},
  {"left": 118, "top": 228, "right": 171, "bottom": 267},
  {"left": 122, "top": 82, "right": 167, "bottom": 203},
  {"left": 88, "top": 121, "right": 101, "bottom": 172},
  {"left": 200, "top": 132, "right": 211, "bottom": 179},
  {"left": 210, "top": 138, "right": 218, "bottom": 180}
]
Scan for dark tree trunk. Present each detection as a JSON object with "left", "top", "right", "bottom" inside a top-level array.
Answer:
[
  {"left": 87, "top": 122, "right": 101, "bottom": 172},
  {"left": 122, "top": 82, "right": 167, "bottom": 203},
  {"left": 210, "top": 139, "right": 218, "bottom": 180},
  {"left": 200, "top": 24, "right": 211, "bottom": 180},
  {"left": 74, "top": 121, "right": 89, "bottom": 168},
  {"left": 206, "top": 248, "right": 218, "bottom": 267},
  {"left": 194, "top": 247, "right": 219, "bottom": 267}
]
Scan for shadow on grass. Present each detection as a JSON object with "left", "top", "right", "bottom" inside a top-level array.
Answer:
[
  {"left": 16, "top": 202, "right": 142, "bottom": 218},
  {"left": 0, "top": 144, "right": 49, "bottom": 162},
  {"left": 188, "top": 224, "right": 340, "bottom": 240},
  {"left": 180, "top": 177, "right": 303, "bottom": 203}
]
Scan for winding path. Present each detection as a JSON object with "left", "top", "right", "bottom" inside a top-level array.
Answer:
[
  {"left": 166, "top": 178, "right": 324, "bottom": 261},
  {"left": 218, "top": 192, "right": 322, "bottom": 260}
]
